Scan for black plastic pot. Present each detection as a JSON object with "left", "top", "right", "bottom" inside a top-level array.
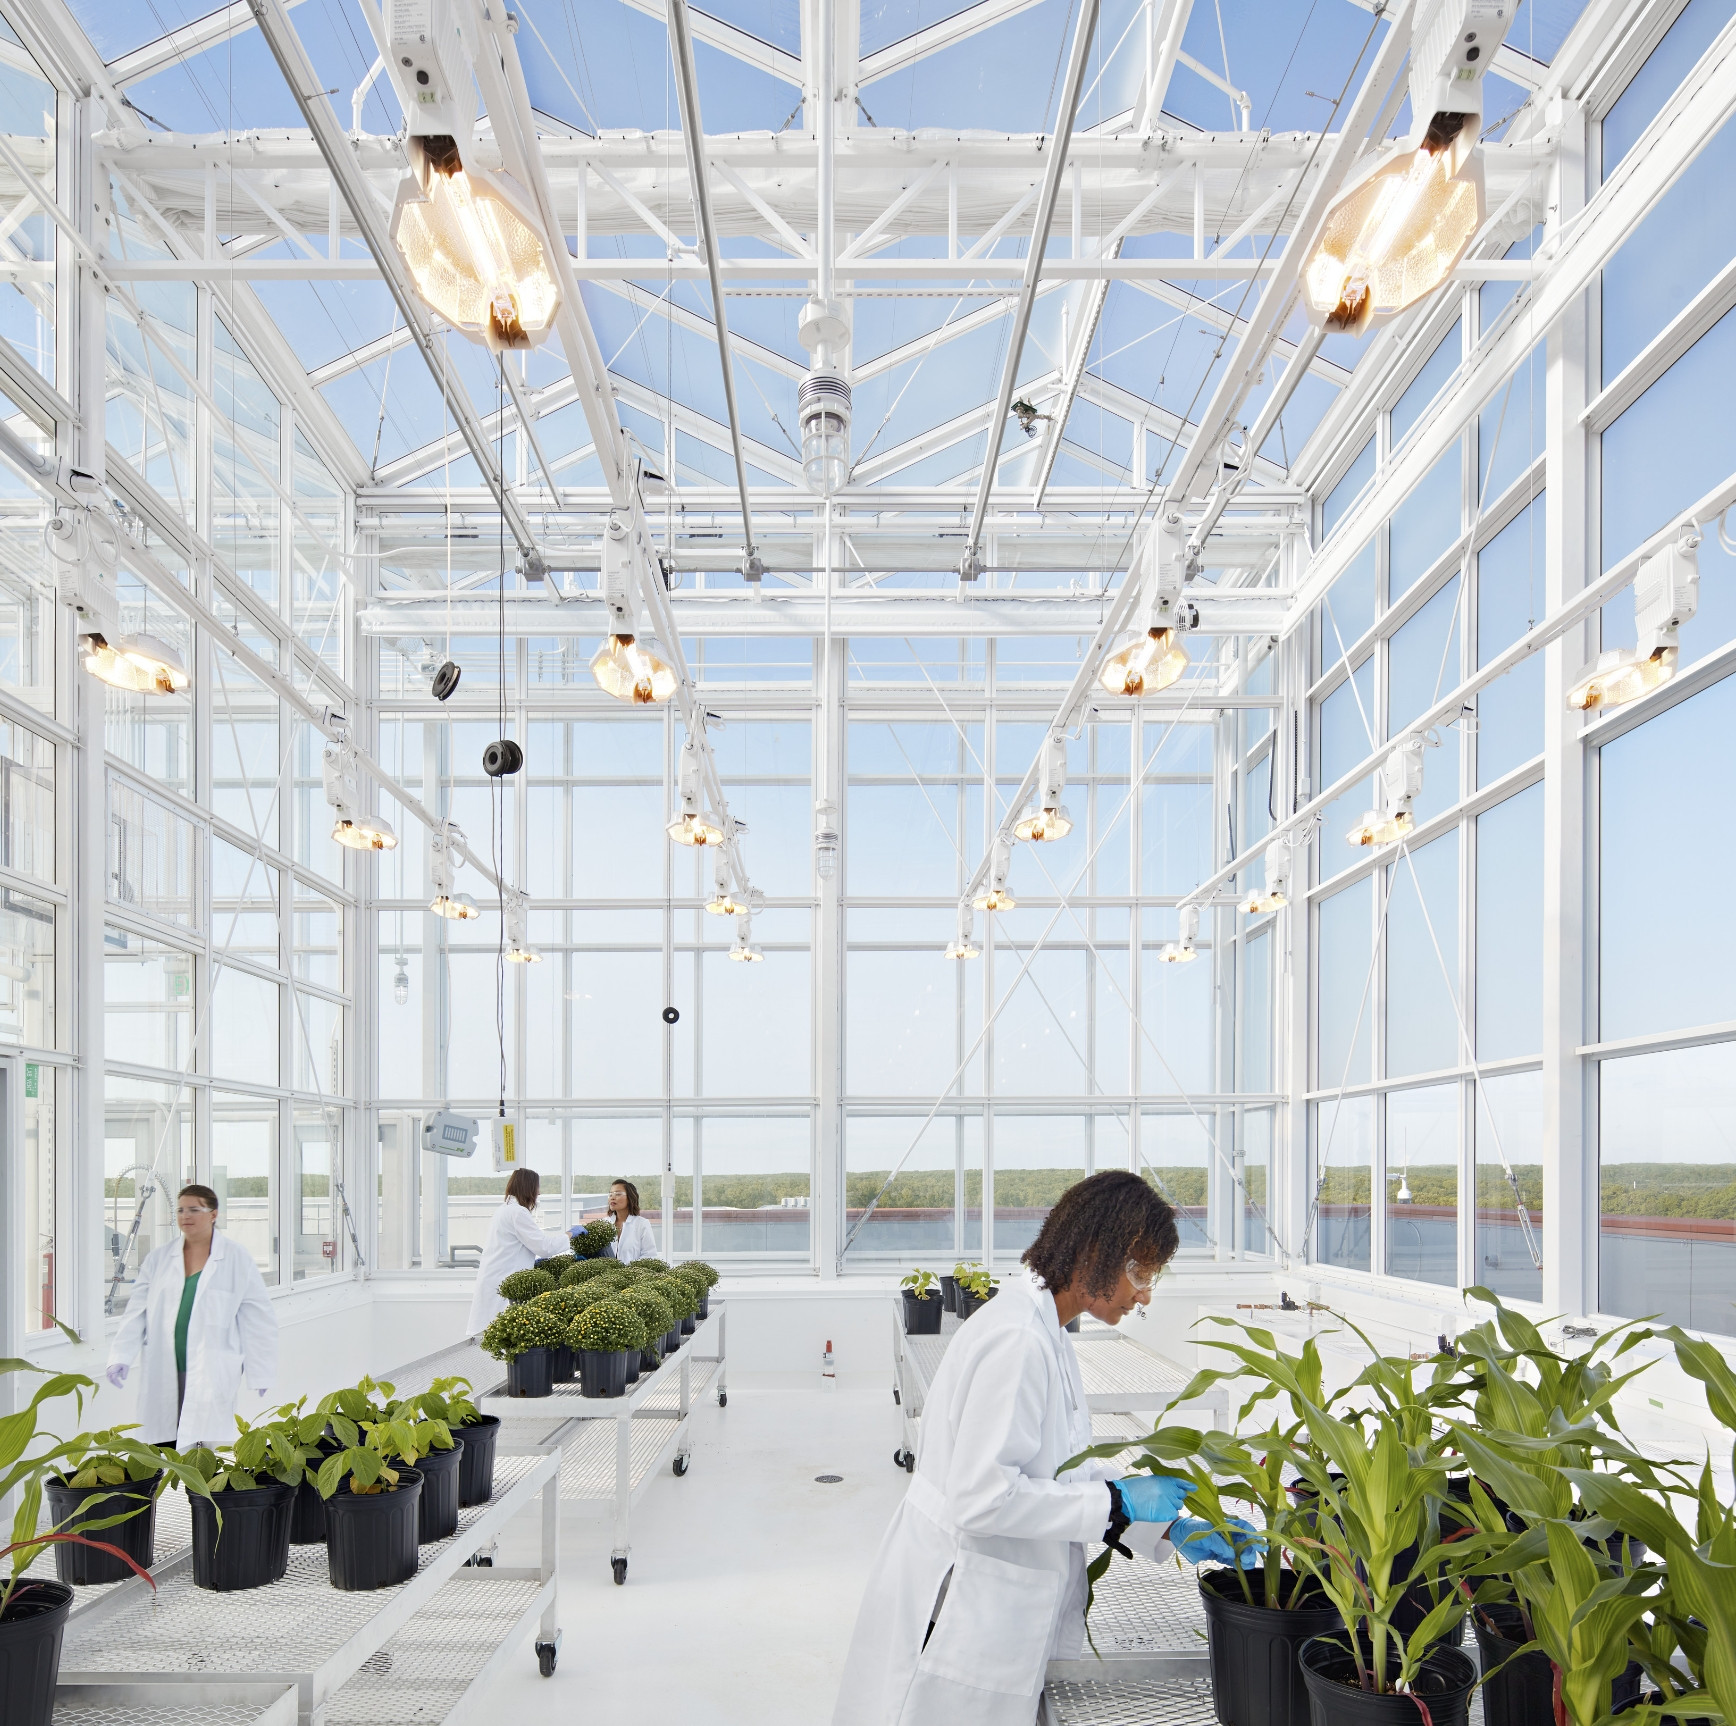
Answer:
[
  {"left": 637, "top": 1349, "right": 660, "bottom": 1377},
  {"left": 456, "top": 1416, "right": 501, "bottom": 1508},
  {"left": 190, "top": 1480, "right": 296, "bottom": 1592},
  {"left": 663, "top": 1325, "right": 683, "bottom": 1354},
  {"left": 624, "top": 1352, "right": 641, "bottom": 1385},
  {"left": 681, "top": 1315, "right": 696, "bottom": 1335},
  {"left": 959, "top": 1286, "right": 999, "bottom": 1319},
  {"left": 1473, "top": 1603, "right": 1642, "bottom": 1726},
  {"left": 415, "top": 1440, "right": 465, "bottom": 1543},
  {"left": 902, "top": 1290, "right": 944, "bottom": 1335},
  {"left": 44, "top": 1473, "right": 159, "bottom": 1584},
  {"left": 0, "top": 1578, "right": 73, "bottom": 1726},
  {"left": 579, "top": 1349, "right": 632, "bottom": 1398},
  {"left": 324, "top": 1469, "right": 423, "bottom": 1590},
  {"left": 941, "top": 1275, "right": 959, "bottom": 1313},
  {"left": 290, "top": 1441, "right": 346, "bottom": 1544},
  {"left": 505, "top": 1348, "right": 554, "bottom": 1397},
  {"left": 1299, "top": 1636, "right": 1476, "bottom": 1726},
  {"left": 549, "top": 1346, "right": 576, "bottom": 1385},
  {"left": 1201, "top": 1568, "right": 1342, "bottom": 1726},
  {"left": 696, "top": 1290, "right": 710, "bottom": 1320}
]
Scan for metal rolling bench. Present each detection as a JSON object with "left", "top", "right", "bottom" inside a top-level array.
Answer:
[
  {"left": 892, "top": 1304, "right": 1226, "bottom": 1471},
  {"left": 478, "top": 1300, "right": 727, "bottom": 1585},
  {"left": 56, "top": 1446, "right": 563, "bottom": 1726}
]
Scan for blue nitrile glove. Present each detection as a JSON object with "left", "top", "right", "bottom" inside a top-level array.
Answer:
[
  {"left": 1170, "top": 1515, "right": 1263, "bottom": 1568},
  {"left": 1114, "top": 1474, "right": 1195, "bottom": 1522}
]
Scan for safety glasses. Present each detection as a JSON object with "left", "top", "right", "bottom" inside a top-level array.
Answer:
[{"left": 1126, "top": 1260, "right": 1162, "bottom": 1292}]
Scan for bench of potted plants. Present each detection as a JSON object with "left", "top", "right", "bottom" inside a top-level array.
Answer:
[
  {"left": 396, "top": 1376, "right": 501, "bottom": 1508},
  {"left": 900, "top": 1268, "right": 944, "bottom": 1335}
]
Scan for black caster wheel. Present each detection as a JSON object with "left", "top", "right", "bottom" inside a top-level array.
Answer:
[
  {"left": 537, "top": 1642, "right": 558, "bottom": 1677},
  {"left": 673, "top": 1453, "right": 690, "bottom": 1477},
  {"left": 893, "top": 1448, "right": 908, "bottom": 1469},
  {"left": 904, "top": 1452, "right": 915, "bottom": 1474},
  {"left": 893, "top": 1388, "right": 902, "bottom": 1405},
  {"left": 612, "top": 1557, "right": 628, "bottom": 1586},
  {"left": 717, "top": 1390, "right": 727, "bottom": 1407}
]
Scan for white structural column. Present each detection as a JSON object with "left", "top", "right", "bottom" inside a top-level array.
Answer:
[
  {"left": 1540, "top": 97, "right": 1591, "bottom": 1319},
  {"left": 814, "top": 630, "right": 844, "bottom": 1277},
  {"left": 72, "top": 92, "right": 108, "bottom": 1340}
]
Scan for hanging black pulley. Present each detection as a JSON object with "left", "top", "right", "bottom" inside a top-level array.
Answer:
[
  {"left": 431, "top": 661, "right": 462, "bottom": 701},
  {"left": 662, "top": 1006, "right": 680, "bottom": 1025},
  {"left": 482, "top": 739, "right": 524, "bottom": 777}
]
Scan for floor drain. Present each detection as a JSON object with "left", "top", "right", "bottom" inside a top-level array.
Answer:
[{"left": 815, "top": 1474, "right": 844, "bottom": 1483}]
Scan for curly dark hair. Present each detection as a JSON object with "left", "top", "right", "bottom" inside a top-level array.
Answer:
[{"left": 1021, "top": 1171, "right": 1179, "bottom": 1299}]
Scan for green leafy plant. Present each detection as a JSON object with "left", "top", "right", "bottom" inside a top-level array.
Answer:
[
  {"left": 901, "top": 1269, "right": 939, "bottom": 1298},
  {"left": 391, "top": 1376, "right": 482, "bottom": 1429},
  {"left": 54, "top": 1425, "right": 172, "bottom": 1489},
  {"left": 183, "top": 1409, "right": 324, "bottom": 1493},
  {"left": 634, "top": 1257, "right": 671, "bottom": 1275},
  {"left": 619, "top": 1287, "right": 676, "bottom": 1347},
  {"left": 679, "top": 1259, "right": 719, "bottom": 1289},
  {"left": 498, "top": 1267, "right": 557, "bottom": 1303},
  {"left": 481, "top": 1301, "right": 571, "bottom": 1362},
  {"left": 952, "top": 1260, "right": 979, "bottom": 1281},
  {"left": 530, "top": 1286, "right": 593, "bottom": 1323},
  {"left": 315, "top": 1374, "right": 395, "bottom": 1431},
  {"left": 616, "top": 1264, "right": 659, "bottom": 1285},
  {"left": 569, "top": 1299, "right": 647, "bottom": 1355},
  {"left": 534, "top": 1253, "right": 576, "bottom": 1275},
  {"left": 314, "top": 1410, "right": 445, "bottom": 1499},
  {"left": 957, "top": 1266, "right": 999, "bottom": 1299},
  {"left": 574, "top": 1218, "right": 617, "bottom": 1259},
  {"left": 649, "top": 1274, "right": 697, "bottom": 1323},
  {"left": 668, "top": 1265, "right": 707, "bottom": 1298},
  {"left": 560, "top": 1259, "right": 616, "bottom": 1287}
]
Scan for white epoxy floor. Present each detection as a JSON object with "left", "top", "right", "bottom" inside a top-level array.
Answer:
[{"left": 454, "top": 1381, "right": 909, "bottom": 1725}]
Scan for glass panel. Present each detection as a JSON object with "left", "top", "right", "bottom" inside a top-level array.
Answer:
[
  {"left": 213, "top": 839, "right": 279, "bottom": 969},
  {"left": 1386, "top": 833, "right": 1461, "bottom": 1079},
  {"left": 1317, "top": 877, "right": 1373, "bottom": 1088},
  {"left": 1476, "top": 496, "right": 1546, "bottom": 785},
  {"left": 1602, "top": 0, "right": 1736, "bottom": 175},
  {"left": 1142, "top": 1113, "right": 1213, "bottom": 1251},
  {"left": 1474, "top": 1070, "right": 1543, "bottom": 1301},
  {"left": 847, "top": 949, "right": 962, "bottom": 1097},
  {"left": 293, "top": 1106, "right": 341, "bottom": 1278},
  {"left": 1599, "top": 1041, "right": 1736, "bottom": 1336},
  {"left": 104, "top": 573, "right": 193, "bottom": 796},
  {"left": 1241, "top": 929, "right": 1271, "bottom": 1094},
  {"left": 209, "top": 965, "right": 279, "bottom": 1086},
  {"left": 1477, "top": 786, "right": 1543, "bottom": 1060},
  {"left": 292, "top": 992, "right": 342, "bottom": 1096},
  {"left": 993, "top": 950, "right": 1092, "bottom": 1097},
  {"left": 210, "top": 639, "right": 280, "bottom": 848},
  {"left": 0, "top": 886, "right": 52, "bottom": 1048},
  {"left": 105, "top": 927, "right": 193, "bottom": 1072},
  {"left": 1317, "top": 660, "right": 1376, "bottom": 882},
  {"left": 1314, "top": 1095, "right": 1372, "bottom": 1271},
  {"left": 701, "top": 945, "right": 812, "bottom": 1097},
  {"left": 991, "top": 1115, "right": 1086, "bottom": 1263},
  {"left": 1389, "top": 444, "right": 1461, "bottom": 600},
  {"left": 844, "top": 1115, "right": 959, "bottom": 1260},
  {"left": 292, "top": 881, "right": 342, "bottom": 990},
  {"left": 0, "top": 25, "right": 54, "bottom": 385},
  {"left": 1384, "top": 1084, "right": 1458, "bottom": 1287},
  {"left": 1477, "top": 343, "right": 1545, "bottom": 504},
  {"left": 24, "top": 1062, "right": 56, "bottom": 1332},
  {"left": 212, "top": 1091, "right": 278, "bottom": 1283},
  {"left": 1392, "top": 322, "right": 1460, "bottom": 446},
  {"left": 700, "top": 1116, "right": 811, "bottom": 1255},
  {"left": 570, "top": 949, "right": 667, "bottom": 1099},
  {"left": 1323, "top": 436, "right": 1375, "bottom": 540},
  {"left": 1387, "top": 576, "right": 1461, "bottom": 825},
  {"left": 1320, "top": 541, "right": 1377, "bottom": 672},
  {"left": 211, "top": 317, "right": 281, "bottom": 609},
  {"left": 1599, "top": 675, "right": 1736, "bottom": 1041},
  {"left": 1242, "top": 1107, "right": 1272, "bottom": 1257},
  {"left": 571, "top": 1117, "right": 669, "bottom": 1246},
  {"left": 108, "top": 778, "right": 197, "bottom": 928},
  {"left": 1138, "top": 946, "right": 1213, "bottom": 1093},
  {"left": 0, "top": 718, "right": 53, "bottom": 881}
]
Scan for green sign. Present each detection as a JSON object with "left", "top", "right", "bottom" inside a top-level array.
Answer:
[{"left": 24, "top": 1062, "right": 37, "bottom": 1098}]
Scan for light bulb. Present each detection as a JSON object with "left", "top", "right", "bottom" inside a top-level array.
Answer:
[
  {"left": 1098, "top": 627, "right": 1189, "bottom": 698},
  {"left": 729, "top": 937, "right": 764, "bottom": 962},
  {"left": 392, "top": 961, "right": 409, "bottom": 1008},
  {"left": 1013, "top": 803, "right": 1072, "bottom": 843},
  {"left": 80, "top": 632, "right": 191, "bottom": 696},
  {"left": 945, "top": 933, "right": 981, "bottom": 960},
  {"left": 972, "top": 885, "right": 1016, "bottom": 912},
  {"left": 668, "top": 809, "right": 725, "bottom": 847},
  {"left": 590, "top": 633, "right": 677, "bottom": 705},
  {"left": 706, "top": 888, "right": 744, "bottom": 916},
  {"left": 1241, "top": 886, "right": 1287, "bottom": 915},
  {"left": 1565, "top": 646, "right": 1677, "bottom": 714},
  {"left": 430, "top": 892, "right": 479, "bottom": 921},
  {"left": 506, "top": 944, "right": 542, "bottom": 964},
  {"left": 1158, "top": 940, "right": 1196, "bottom": 964},
  {"left": 1346, "top": 808, "right": 1414, "bottom": 849},
  {"left": 332, "top": 813, "right": 399, "bottom": 852}
]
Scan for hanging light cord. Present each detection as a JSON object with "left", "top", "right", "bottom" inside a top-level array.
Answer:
[{"left": 496, "top": 356, "right": 508, "bottom": 1117}]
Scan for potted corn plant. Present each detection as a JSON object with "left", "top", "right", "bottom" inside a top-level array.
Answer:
[
  {"left": 568, "top": 1299, "right": 647, "bottom": 1398},
  {"left": 315, "top": 1410, "right": 435, "bottom": 1590},
  {"left": 182, "top": 1412, "right": 320, "bottom": 1592},
  {"left": 900, "top": 1269, "right": 944, "bottom": 1335},
  {"left": 397, "top": 1377, "right": 501, "bottom": 1509},
  {"left": 497, "top": 1267, "right": 556, "bottom": 1304},
  {"left": 481, "top": 1301, "right": 570, "bottom": 1397}
]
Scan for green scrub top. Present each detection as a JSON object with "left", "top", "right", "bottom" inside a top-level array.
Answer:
[{"left": 174, "top": 1270, "right": 201, "bottom": 1373}]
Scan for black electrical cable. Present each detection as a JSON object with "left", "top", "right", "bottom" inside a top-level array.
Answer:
[{"left": 496, "top": 356, "right": 507, "bottom": 1118}]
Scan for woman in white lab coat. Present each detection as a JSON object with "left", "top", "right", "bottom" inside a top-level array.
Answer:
[
  {"left": 833, "top": 1171, "right": 1257, "bottom": 1726},
  {"left": 106, "top": 1184, "right": 278, "bottom": 1448},
  {"left": 465, "top": 1167, "right": 574, "bottom": 1336},
  {"left": 606, "top": 1178, "right": 658, "bottom": 1264}
]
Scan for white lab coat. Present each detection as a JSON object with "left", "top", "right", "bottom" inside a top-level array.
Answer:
[
  {"left": 832, "top": 1270, "right": 1126, "bottom": 1726},
  {"left": 465, "top": 1199, "right": 573, "bottom": 1335},
  {"left": 612, "top": 1214, "right": 658, "bottom": 1264},
  {"left": 107, "top": 1231, "right": 278, "bottom": 1448}
]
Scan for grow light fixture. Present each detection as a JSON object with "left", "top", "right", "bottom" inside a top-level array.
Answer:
[
  {"left": 1241, "top": 842, "right": 1291, "bottom": 915},
  {"left": 323, "top": 739, "right": 399, "bottom": 852},
  {"left": 428, "top": 820, "right": 481, "bottom": 920},
  {"left": 1566, "top": 535, "right": 1699, "bottom": 714},
  {"left": 1013, "top": 736, "right": 1073, "bottom": 842},
  {"left": 728, "top": 914, "right": 764, "bottom": 962},
  {"left": 706, "top": 860, "right": 745, "bottom": 917},
  {"left": 47, "top": 503, "right": 192, "bottom": 696},
  {"left": 1347, "top": 732, "right": 1428, "bottom": 849},
  {"left": 1302, "top": 1, "right": 1515, "bottom": 335},
  {"left": 668, "top": 743, "right": 725, "bottom": 847},
  {"left": 504, "top": 888, "right": 541, "bottom": 963},
  {"left": 945, "top": 906, "right": 981, "bottom": 960},
  {"left": 972, "top": 842, "right": 1016, "bottom": 913},
  {"left": 591, "top": 513, "right": 676, "bottom": 704},
  {"left": 1099, "top": 516, "right": 1194, "bottom": 698},
  {"left": 1159, "top": 904, "right": 1200, "bottom": 964}
]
